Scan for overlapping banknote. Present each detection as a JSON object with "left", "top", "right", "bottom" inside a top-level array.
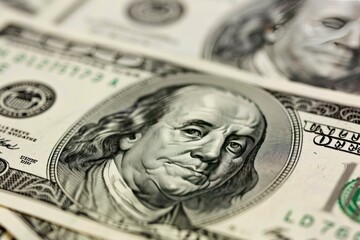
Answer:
[
  {"left": 51, "top": 0, "right": 360, "bottom": 95},
  {"left": 0, "top": 2, "right": 359, "bottom": 240}
]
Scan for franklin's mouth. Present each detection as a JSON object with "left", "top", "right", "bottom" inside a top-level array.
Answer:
[
  {"left": 317, "top": 50, "right": 358, "bottom": 69},
  {"left": 164, "top": 162, "right": 209, "bottom": 185}
]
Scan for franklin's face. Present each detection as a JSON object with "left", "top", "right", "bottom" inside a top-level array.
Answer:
[
  {"left": 269, "top": 0, "right": 360, "bottom": 83},
  {"left": 120, "top": 86, "right": 265, "bottom": 202}
]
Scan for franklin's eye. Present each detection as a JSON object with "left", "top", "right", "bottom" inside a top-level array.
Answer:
[
  {"left": 321, "top": 18, "right": 347, "bottom": 30},
  {"left": 226, "top": 141, "right": 244, "bottom": 154},
  {"left": 182, "top": 127, "right": 203, "bottom": 138}
]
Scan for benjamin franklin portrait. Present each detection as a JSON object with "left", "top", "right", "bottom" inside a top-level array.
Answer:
[
  {"left": 206, "top": 0, "right": 360, "bottom": 94},
  {"left": 55, "top": 74, "right": 298, "bottom": 236}
]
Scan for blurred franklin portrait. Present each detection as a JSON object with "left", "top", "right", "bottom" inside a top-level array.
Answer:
[{"left": 207, "top": 0, "right": 360, "bottom": 93}]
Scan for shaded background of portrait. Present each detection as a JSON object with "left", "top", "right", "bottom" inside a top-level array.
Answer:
[{"left": 54, "top": 74, "right": 298, "bottom": 226}]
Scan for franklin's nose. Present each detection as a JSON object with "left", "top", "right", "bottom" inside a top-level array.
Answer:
[
  {"left": 336, "top": 26, "right": 360, "bottom": 53},
  {"left": 190, "top": 137, "right": 224, "bottom": 163}
]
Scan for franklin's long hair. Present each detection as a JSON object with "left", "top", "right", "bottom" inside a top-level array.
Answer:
[{"left": 210, "top": 0, "right": 304, "bottom": 66}]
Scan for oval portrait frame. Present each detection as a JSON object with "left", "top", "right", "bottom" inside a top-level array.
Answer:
[{"left": 50, "top": 73, "right": 301, "bottom": 226}]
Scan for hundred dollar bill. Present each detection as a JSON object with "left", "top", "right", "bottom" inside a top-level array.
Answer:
[
  {"left": 55, "top": 0, "right": 360, "bottom": 95},
  {"left": 0, "top": 15, "right": 359, "bottom": 240}
]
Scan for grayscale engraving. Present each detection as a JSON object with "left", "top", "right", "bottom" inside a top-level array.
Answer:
[
  {"left": 205, "top": 0, "right": 360, "bottom": 94},
  {"left": 0, "top": 82, "right": 55, "bottom": 118},
  {"left": 0, "top": 159, "right": 9, "bottom": 177},
  {"left": 53, "top": 74, "right": 301, "bottom": 229}
]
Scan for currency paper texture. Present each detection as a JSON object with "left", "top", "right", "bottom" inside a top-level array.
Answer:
[
  {"left": 0, "top": 0, "right": 85, "bottom": 20},
  {"left": 55, "top": 0, "right": 360, "bottom": 95},
  {"left": 0, "top": 16, "right": 359, "bottom": 240}
]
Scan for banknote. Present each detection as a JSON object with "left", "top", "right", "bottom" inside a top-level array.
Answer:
[
  {"left": 54, "top": 0, "right": 360, "bottom": 95},
  {"left": 0, "top": 15, "right": 359, "bottom": 240}
]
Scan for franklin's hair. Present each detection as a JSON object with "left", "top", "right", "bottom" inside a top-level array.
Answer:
[
  {"left": 211, "top": 0, "right": 304, "bottom": 65},
  {"left": 60, "top": 84, "right": 267, "bottom": 212}
]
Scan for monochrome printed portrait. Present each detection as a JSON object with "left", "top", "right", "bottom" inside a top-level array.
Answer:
[
  {"left": 204, "top": 0, "right": 360, "bottom": 94},
  {"left": 54, "top": 74, "right": 300, "bottom": 232}
]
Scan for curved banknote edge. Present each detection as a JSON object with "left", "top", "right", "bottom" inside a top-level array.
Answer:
[{"left": 0, "top": 15, "right": 359, "bottom": 240}]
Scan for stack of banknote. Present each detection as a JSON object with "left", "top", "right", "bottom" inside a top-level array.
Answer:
[{"left": 0, "top": 0, "right": 359, "bottom": 239}]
